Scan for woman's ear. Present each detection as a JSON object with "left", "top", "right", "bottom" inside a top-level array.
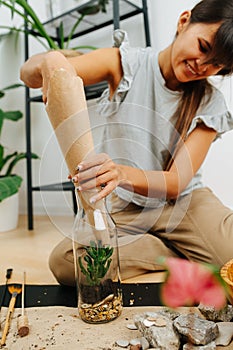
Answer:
[{"left": 177, "top": 10, "right": 191, "bottom": 33}]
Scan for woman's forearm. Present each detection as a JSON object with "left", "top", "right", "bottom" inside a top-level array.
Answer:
[
  {"left": 118, "top": 165, "right": 180, "bottom": 199},
  {"left": 75, "top": 154, "right": 182, "bottom": 203}
]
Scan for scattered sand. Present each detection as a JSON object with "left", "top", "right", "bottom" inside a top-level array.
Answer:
[{"left": 0, "top": 306, "right": 232, "bottom": 350}]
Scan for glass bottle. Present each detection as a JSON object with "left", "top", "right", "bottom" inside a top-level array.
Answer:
[{"left": 72, "top": 190, "right": 123, "bottom": 324}]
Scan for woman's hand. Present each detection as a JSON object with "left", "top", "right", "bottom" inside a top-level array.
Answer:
[
  {"left": 20, "top": 51, "right": 77, "bottom": 103},
  {"left": 72, "top": 153, "right": 124, "bottom": 203},
  {"left": 20, "top": 52, "right": 45, "bottom": 89},
  {"left": 40, "top": 51, "right": 77, "bottom": 103}
]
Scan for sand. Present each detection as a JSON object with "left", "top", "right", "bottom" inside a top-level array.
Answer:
[{"left": 1, "top": 306, "right": 233, "bottom": 350}]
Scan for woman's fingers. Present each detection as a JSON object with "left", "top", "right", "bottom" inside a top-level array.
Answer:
[
  {"left": 77, "top": 153, "right": 110, "bottom": 171},
  {"left": 77, "top": 171, "right": 117, "bottom": 191},
  {"left": 73, "top": 154, "right": 114, "bottom": 183},
  {"left": 71, "top": 153, "right": 120, "bottom": 200},
  {"left": 89, "top": 181, "right": 116, "bottom": 204}
]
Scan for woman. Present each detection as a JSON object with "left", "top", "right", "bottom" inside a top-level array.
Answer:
[{"left": 21, "top": 0, "right": 233, "bottom": 286}]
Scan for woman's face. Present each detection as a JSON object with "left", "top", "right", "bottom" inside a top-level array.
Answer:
[{"left": 170, "top": 12, "right": 223, "bottom": 86}]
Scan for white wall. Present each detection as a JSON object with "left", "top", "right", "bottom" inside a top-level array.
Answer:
[{"left": 0, "top": 0, "right": 232, "bottom": 219}]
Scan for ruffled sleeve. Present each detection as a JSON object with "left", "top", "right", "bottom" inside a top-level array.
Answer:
[
  {"left": 187, "top": 88, "right": 233, "bottom": 139},
  {"left": 97, "top": 29, "right": 143, "bottom": 117}
]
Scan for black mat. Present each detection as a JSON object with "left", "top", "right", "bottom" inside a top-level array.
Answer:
[{"left": 0, "top": 283, "right": 163, "bottom": 308}]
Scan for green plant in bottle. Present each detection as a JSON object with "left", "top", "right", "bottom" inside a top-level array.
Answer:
[{"left": 78, "top": 239, "right": 113, "bottom": 286}]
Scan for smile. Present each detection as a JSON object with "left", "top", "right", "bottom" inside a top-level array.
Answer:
[{"left": 185, "top": 62, "right": 198, "bottom": 76}]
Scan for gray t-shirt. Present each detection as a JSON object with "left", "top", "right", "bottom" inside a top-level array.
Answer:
[{"left": 95, "top": 30, "right": 233, "bottom": 208}]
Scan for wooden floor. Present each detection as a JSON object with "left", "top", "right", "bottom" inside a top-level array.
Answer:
[{"left": 0, "top": 215, "right": 165, "bottom": 286}]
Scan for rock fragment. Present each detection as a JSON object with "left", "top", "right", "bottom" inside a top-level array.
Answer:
[
  {"left": 115, "top": 339, "right": 130, "bottom": 348},
  {"left": 198, "top": 303, "right": 233, "bottom": 322},
  {"left": 173, "top": 313, "right": 218, "bottom": 345},
  {"left": 134, "top": 312, "right": 180, "bottom": 350},
  {"left": 215, "top": 321, "right": 233, "bottom": 346},
  {"left": 183, "top": 341, "right": 216, "bottom": 349}
]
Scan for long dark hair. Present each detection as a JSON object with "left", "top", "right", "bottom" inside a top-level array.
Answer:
[{"left": 165, "top": 0, "right": 233, "bottom": 170}]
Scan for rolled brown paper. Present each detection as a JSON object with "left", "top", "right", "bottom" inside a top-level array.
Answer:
[
  {"left": 46, "top": 68, "right": 94, "bottom": 175},
  {"left": 45, "top": 68, "right": 108, "bottom": 237}
]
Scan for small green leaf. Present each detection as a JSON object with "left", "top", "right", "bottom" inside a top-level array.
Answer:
[
  {"left": 0, "top": 91, "right": 5, "bottom": 99},
  {"left": 78, "top": 239, "right": 114, "bottom": 286},
  {"left": 1, "top": 110, "right": 23, "bottom": 122},
  {"left": 0, "top": 174, "right": 22, "bottom": 202},
  {"left": 0, "top": 150, "right": 17, "bottom": 173}
]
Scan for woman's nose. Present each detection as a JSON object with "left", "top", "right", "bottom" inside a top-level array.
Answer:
[{"left": 196, "top": 58, "right": 209, "bottom": 73}]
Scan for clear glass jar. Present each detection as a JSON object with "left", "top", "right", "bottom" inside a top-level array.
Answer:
[{"left": 73, "top": 191, "right": 123, "bottom": 324}]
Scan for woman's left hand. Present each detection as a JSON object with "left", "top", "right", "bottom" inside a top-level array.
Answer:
[{"left": 72, "top": 153, "right": 123, "bottom": 203}]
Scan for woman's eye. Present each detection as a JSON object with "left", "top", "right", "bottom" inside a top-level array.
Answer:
[
  {"left": 213, "top": 63, "right": 224, "bottom": 69},
  {"left": 198, "top": 40, "right": 209, "bottom": 53}
]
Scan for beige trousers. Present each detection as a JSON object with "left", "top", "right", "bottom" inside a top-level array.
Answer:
[{"left": 49, "top": 187, "right": 233, "bottom": 286}]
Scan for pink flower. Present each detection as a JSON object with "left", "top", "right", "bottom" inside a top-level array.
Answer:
[{"left": 160, "top": 258, "right": 226, "bottom": 309}]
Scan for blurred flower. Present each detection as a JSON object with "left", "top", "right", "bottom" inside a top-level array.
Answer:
[{"left": 160, "top": 257, "right": 227, "bottom": 309}]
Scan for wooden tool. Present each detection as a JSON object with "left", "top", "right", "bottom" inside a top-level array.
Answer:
[
  {"left": 0, "top": 269, "right": 13, "bottom": 329},
  {"left": 17, "top": 271, "right": 29, "bottom": 337},
  {"left": 0, "top": 284, "right": 22, "bottom": 347}
]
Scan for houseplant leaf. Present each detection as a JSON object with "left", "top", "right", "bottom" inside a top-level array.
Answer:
[
  {"left": 5, "top": 152, "right": 39, "bottom": 176},
  {"left": 0, "top": 174, "right": 22, "bottom": 202},
  {"left": 0, "top": 0, "right": 109, "bottom": 50},
  {"left": 0, "top": 109, "right": 23, "bottom": 137},
  {"left": 0, "top": 83, "right": 24, "bottom": 99},
  {"left": 0, "top": 109, "right": 22, "bottom": 121},
  {"left": 0, "top": 147, "right": 17, "bottom": 173},
  {"left": 0, "top": 0, "right": 59, "bottom": 49}
]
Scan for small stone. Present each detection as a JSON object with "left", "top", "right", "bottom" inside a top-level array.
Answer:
[
  {"left": 127, "top": 323, "right": 138, "bottom": 330},
  {"left": 143, "top": 319, "right": 155, "bottom": 327},
  {"left": 140, "top": 336, "right": 150, "bottom": 349},
  {"left": 130, "top": 345, "right": 142, "bottom": 350},
  {"left": 154, "top": 317, "right": 167, "bottom": 327},
  {"left": 80, "top": 303, "right": 92, "bottom": 309},
  {"left": 130, "top": 338, "right": 141, "bottom": 346},
  {"left": 147, "top": 316, "right": 157, "bottom": 322},
  {"left": 93, "top": 294, "right": 114, "bottom": 307},
  {"left": 116, "top": 339, "right": 130, "bottom": 348}
]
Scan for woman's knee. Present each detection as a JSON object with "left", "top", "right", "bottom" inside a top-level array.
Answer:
[{"left": 49, "top": 238, "right": 76, "bottom": 286}]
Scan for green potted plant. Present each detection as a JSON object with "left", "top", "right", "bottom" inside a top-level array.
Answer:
[
  {"left": 0, "top": 84, "right": 38, "bottom": 231},
  {"left": 0, "top": 0, "right": 109, "bottom": 50},
  {"left": 78, "top": 239, "right": 114, "bottom": 304}
]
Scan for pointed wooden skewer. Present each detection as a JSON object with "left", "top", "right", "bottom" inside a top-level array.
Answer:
[{"left": 17, "top": 271, "right": 29, "bottom": 337}]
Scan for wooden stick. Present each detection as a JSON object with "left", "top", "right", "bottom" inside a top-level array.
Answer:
[
  {"left": 0, "top": 269, "right": 13, "bottom": 330},
  {"left": 17, "top": 272, "right": 29, "bottom": 337},
  {"left": 0, "top": 292, "right": 17, "bottom": 346}
]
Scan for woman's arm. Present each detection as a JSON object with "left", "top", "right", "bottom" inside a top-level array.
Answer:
[
  {"left": 20, "top": 47, "right": 123, "bottom": 103},
  {"left": 73, "top": 124, "right": 217, "bottom": 203}
]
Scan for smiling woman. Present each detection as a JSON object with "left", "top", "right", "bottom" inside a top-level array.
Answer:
[
  {"left": 20, "top": 0, "right": 233, "bottom": 286},
  {"left": 161, "top": 19, "right": 223, "bottom": 88}
]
